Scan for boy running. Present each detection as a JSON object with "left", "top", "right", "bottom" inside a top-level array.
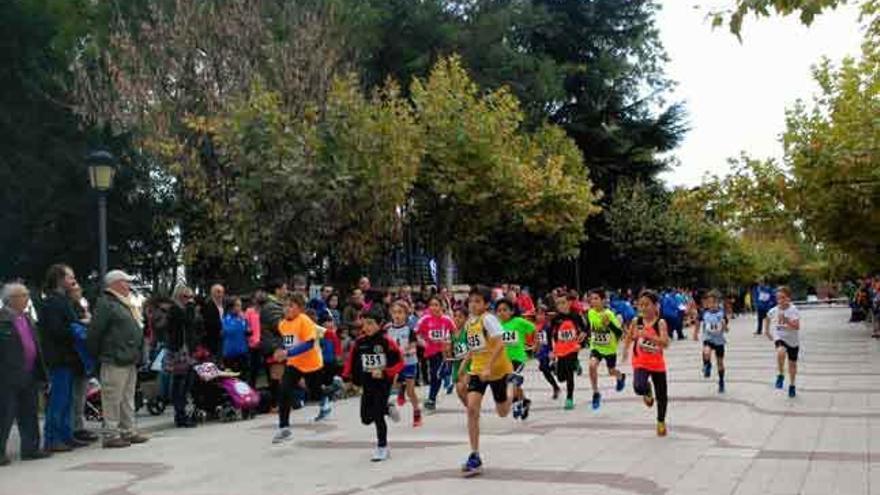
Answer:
[
  {"left": 448, "top": 307, "right": 470, "bottom": 407},
  {"left": 343, "top": 306, "right": 404, "bottom": 462},
  {"left": 534, "top": 306, "right": 561, "bottom": 399},
  {"left": 459, "top": 286, "right": 513, "bottom": 476},
  {"left": 622, "top": 290, "right": 670, "bottom": 437},
  {"left": 586, "top": 288, "right": 626, "bottom": 411},
  {"left": 387, "top": 301, "right": 422, "bottom": 426},
  {"left": 764, "top": 286, "right": 801, "bottom": 398},
  {"left": 550, "top": 295, "right": 588, "bottom": 410},
  {"left": 495, "top": 299, "right": 536, "bottom": 420},
  {"left": 693, "top": 291, "right": 728, "bottom": 393}
]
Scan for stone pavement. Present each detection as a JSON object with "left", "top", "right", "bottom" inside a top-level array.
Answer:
[{"left": 2, "top": 307, "right": 878, "bottom": 495}]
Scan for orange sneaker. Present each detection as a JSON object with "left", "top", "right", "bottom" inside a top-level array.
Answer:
[{"left": 657, "top": 422, "right": 667, "bottom": 437}]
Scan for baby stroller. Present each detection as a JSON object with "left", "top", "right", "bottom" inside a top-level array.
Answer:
[
  {"left": 83, "top": 369, "right": 168, "bottom": 422},
  {"left": 190, "top": 362, "right": 260, "bottom": 422}
]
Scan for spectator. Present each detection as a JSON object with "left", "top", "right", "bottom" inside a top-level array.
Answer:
[
  {"left": 166, "top": 286, "right": 199, "bottom": 428},
  {"left": 308, "top": 285, "right": 334, "bottom": 321},
  {"left": 342, "top": 289, "right": 365, "bottom": 338},
  {"left": 244, "top": 291, "right": 264, "bottom": 388},
  {"left": 326, "top": 292, "right": 342, "bottom": 328},
  {"left": 358, "top": 277, "right": 374, "bottom": 311},
  {"left": 221, "top": 296, "right": 250, "bottom": 373},
  {"left": 67, "top": 282, "right": 97, "bottom": 444},
  {"left": 0, "top": 283, "right": 51, "bottom": 465},
  {"left": 87, "top": 270, "right": 149, "bottom": 448},
  {"left": 515, "top": 286, "right": 536, "bottom": 316},
  {"left": 201, "top": 284, "right": 225, "bottom": 356},
  {"left": 38, "top": 263, "right": 84, "bottom": 452},
  {"left": 754, "top": 281, "right": 776, "bottom": 336}
]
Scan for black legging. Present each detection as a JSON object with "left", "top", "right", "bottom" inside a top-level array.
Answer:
[
  {"left": 633, "top": 368, "right": 668, "bottom": 422},
  {"left": 539, "top": 357, "right": 560, "bottom": 391},
  {"left": 556, "top": 354, "right": 578, "bottom": 400},
  {"left": 361, "top": 380, "right": 392, "bottom": 447}
]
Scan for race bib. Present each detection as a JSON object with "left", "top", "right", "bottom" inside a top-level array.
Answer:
[
  {"left": 704, "top": 322, "right": 721, "bottom": 334},
  {"left": 501, "top": 330, "right": 518, "bottom": 344},
  {"left": 361, "top": 353, "right": 386, "bottom": 371},
  {"left": 453, "top": 341, "right": 469, "bottom": 359},
  {"left": 638, "top": 338, "right": 659, "bottom": 354},
  {"left": 536, "top": 332, "right": 546, "bottom": 345},
  {"left": 429, "top": 329, "right": 447, "bottom": 342},
  {"left": 592, "top": 332, "right": 611, "bottom": 345},
  {"left": 759, "top": 293, "right": 770, "bottom": 302},
  {"left": 466, "top": 331, "right": 486, "bottom": 351},
  {"left": 558, "top": 329, "right": 576, "bottom": 342},
  {"left": 282, "top": 335, "right": 296, "bottom": 348}
]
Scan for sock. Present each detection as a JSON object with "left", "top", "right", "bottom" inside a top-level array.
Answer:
[{"left": 719, "top": 370, "right": 725, "bottom": 382}]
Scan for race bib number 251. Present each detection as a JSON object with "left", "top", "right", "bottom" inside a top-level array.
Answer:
[{"left": 361, "top": 353, "right": 386, "bottom": 370}]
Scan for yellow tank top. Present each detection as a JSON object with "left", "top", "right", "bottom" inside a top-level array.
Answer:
[{"left": 466, "top": 314, "right": 513, "bottom": 380}]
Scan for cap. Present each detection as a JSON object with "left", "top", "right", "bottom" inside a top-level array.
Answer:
[{"left": 105, "top": 269, "right": 135, "bottom": 286}]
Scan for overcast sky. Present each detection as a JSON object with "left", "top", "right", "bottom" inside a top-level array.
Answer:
[{"left": 656, "top": 1, "right": 864, "bottom": 187}]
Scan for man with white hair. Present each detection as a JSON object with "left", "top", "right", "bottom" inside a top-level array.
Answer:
[
  {"left": 87, "top": 270, "right": 148, "bottom": 448},
  {"left": 0, "top": 283, "right": 51, "bottom": 465}
]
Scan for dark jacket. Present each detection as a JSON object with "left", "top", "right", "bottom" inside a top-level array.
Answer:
[
  {"left": 259, "top": 296, "right": 285, "bottom": 356},
  {"left": 342, "top": 329, "right": 404, "bottom": 387},
  {"left": 0, "top": 307, "right": 47, "bottom": 385},
  {"left": 166, "top": 303, "right": 200, "bottom": 353},
  {"left": 87, "top": 291, "right": 144, "bottom": 366},
  {"left": 201, "top": 300, "right": 223, "bottom": 355},
  {"left": 37, "top": 291, "right": 82, "bottom": 373}
]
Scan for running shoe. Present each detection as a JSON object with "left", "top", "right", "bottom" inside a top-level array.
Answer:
[
  {"left": 576, "top": 363, "right": 583, "bottom": 376},
  {"left": 552, "top": 388, "right": 560, "bottom": 400},
  {"left": 461, "top": 452, "right": 483, "bottom": 477},
  {"left": 446, "top": 383, "right": 454, "bottom": 395},
  {"left": 775, "top": 374, "right": 784, "bottom": 390},
  {"left": 387, "top": 403, "right": 401, "bottom": 423},
  {"left": 424, "top": 399, "right": 437, "bottom": 413},
  {"left": 512, "top": 400, "right": 522, "bottom": 419},
  {"left": 615, "top": 373, "right": 626, "bottom": 392},
  {"left": 564, "top": 398, "right": 575, "bottom": 410},
  {"left": 371, "top": 446, "right": 390, "bottom": 462},
  {"left": 508, "top": 373, "right": 525, "bottom": 387},
  {"left": 521, "top": 399, "right": 531, "bottom": 420},
  {"left": 656, "top": 422, "right": 667, "bottom": 437},
  {"left": 788, "top": 385, "right": 796, "bottom": 398},
  {"left": 643, "top": 389, "right": 655, "bottom": 408},
  {"left": 703, "top": 362, "right": 712, "bottom": 378},
  {"left": 272, "top": 427, "right": 293, "bottom": 444},
  {"left": 591, "top": 392, "right": 601, "bottom": 411},
  {"left": 413, "top": 409, "right": 423, "bottom": 428},
  {"left": 396, "top": 388, "right": 406, "bottom": 407},
  {"left": 718, "top": 380, "right": 725, "bottom": 394},
  {"left": 314, "top": 406, "right": 331, "bottom": 422}
]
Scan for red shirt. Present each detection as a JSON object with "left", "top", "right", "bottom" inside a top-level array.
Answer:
[{"left": 632, "top": 318, "right": 666, "bottom": 372}]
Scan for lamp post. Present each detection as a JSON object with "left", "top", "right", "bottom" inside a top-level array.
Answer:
[{"left": 87, "top": 150, "right": 117, "bottom": 280}]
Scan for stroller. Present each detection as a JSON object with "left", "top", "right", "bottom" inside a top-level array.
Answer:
[
  {"left": 83, "top": 369, "right": 168, "bottom": 422},
  {"left": 190, "top": 362, "right": 260, "bottom": 422}
]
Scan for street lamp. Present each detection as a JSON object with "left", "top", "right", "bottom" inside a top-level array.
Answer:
[{"left": 87, "top": 150, "right": 117, "bottom": 280}]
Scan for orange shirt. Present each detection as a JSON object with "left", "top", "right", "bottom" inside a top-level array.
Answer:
[
  {"left": 632, "top": 318, "right": 666, "bottom": 372},
  {"left": 278, "top": 314, "right": 323, "bottom": 373}
]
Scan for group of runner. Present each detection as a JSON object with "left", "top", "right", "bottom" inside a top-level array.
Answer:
[{"left": 270, "top": 283, "right": 802, "bottom": 474}]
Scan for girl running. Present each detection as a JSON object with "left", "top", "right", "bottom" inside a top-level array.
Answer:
[
  {"left": 387, "top": 301, "right": 422, "bottom": 426},
  {"left": 415, "top": 297, "right": 456, "bottom": 412},
  {"left": 496, "top": 299, "right": 536, "bottom": 420},
  {"left": 534, "top": 305, "right": 561, "bottom": 399},
  {"left": 623, "top": 290, "right": 670, "bottom": 437},
  {"left": 550, "top": 295, "right": 588, "bottom": 410}
]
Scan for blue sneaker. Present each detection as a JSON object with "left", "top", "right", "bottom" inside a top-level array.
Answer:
[
  {"left": 616, "top": 373, "right": 626, "bottom": 392},
  {"left": 512, "top": 401, "right": 522, "bottom": 419},
  {"left": 314, "top": 399, "right": 332, "bottom": 422},
  {"left": 703, "top": 362, "right": 712, "bottom": 378},
  {"left": 591, "top": 392, "right": 601, "bottom": 411},
  {"left": 718, "top": 380, "right": 725, "bottom": 394},
  {"left": 775, "top": 375, "right": 784, "bottom": 390},
  {"left": 461, "top": 452, "right": 483, "bottom": 476},
  {"left": 788, "top": 385, "right": 796, "bottom": 398}
]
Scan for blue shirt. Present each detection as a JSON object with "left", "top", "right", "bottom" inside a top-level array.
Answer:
[
  {"left": 221, "top": 314, "right": 249, "bottom": 358},
  {"left": 699, "top": 308, "right": 726, "bottom": 345}
]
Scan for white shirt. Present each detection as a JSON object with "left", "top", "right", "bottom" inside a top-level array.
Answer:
[{"left": 768, "top": 304, "right": 800, "bottom": 347}]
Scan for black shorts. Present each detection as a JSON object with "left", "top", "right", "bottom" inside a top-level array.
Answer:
[
  {"left": 467, "top": 374, "right": 509, "bottom": 403},
  {"left": 589, "top": 350, "right": 618, "bottom": 370},
  {"left": 702, "top": 341, "right": 725, "bottom": 358},
  {"left": 775, "top": 341, "right": 799, "bottom": 362}
]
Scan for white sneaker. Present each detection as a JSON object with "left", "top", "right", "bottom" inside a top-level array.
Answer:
[
  {"left": 272, "top": 427, "right": 292, "bottom": 444},
  {"left": 387, "top": 404, "right": 401, "bottom": 423},
  {"left": 371, "top": 446, "right": 389, "bottom": 462}
]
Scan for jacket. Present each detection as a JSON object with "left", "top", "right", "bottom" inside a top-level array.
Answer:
[
  {"left": 342, "top": 330, "right": 404, "bottom": 387},
  {"left": 165, "top": 303, "right": 200, "bottom": 353},
  {"left": 37, "top": 292, "right": 82, "bottom": 373},
  {"left": 201, "top": 300, "right": 223, "bottom": 355},
  {"left": 259, "top": 296, "right": 285, "bottom": 356},
  {"left": 221, "top": 313, "right": 249, "bottom": 358},
  {"left": 87, "top": 291, "right": 144, "bottom": 366},
  {"left": 0, "top": 307, "right": 47, "bottom": 385}
]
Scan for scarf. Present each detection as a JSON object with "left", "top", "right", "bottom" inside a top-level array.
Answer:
[{"left": 106, "top": 288, "right": 144, "bottom": 329}]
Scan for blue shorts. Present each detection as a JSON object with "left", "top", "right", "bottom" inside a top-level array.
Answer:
[{"left": 399, "top": 364, "right": 418, "bottom": 380}]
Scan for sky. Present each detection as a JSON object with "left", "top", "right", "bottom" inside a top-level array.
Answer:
[{"left": 656, "top": 1, "right": 865, "bottom": 187}]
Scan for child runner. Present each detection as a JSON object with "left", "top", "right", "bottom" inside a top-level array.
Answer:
[
  {"left": 495, "top": 299, "right": 536, "bottom": 420},
  {"left": 764, "top": 286, "right": 801, "bottom": 398},
  {"left": 459, "top": 286, "right": 513, "bottom": 476},
  {"left": 693, "top": 291, "right": 728, "bottom": 393},
  {"left": 586, "top": 288, "right": 626, "bottom": 411},
  {"left": 622, "top": 290, "right": 670, "bottom": 437},
  {"left": 343, "top": 306, "right": 404, "bottom": 461},
  {"left": 550, "top": 295, "right": 588, "bottom": 410},
  {"left": 415, "top": 297, "right": 456, "bottom": 412},
  {"left": 387, "top": 301, "right": 422, "bottom": 426},
  {"left": 534, "top": 305, "right": 561, "bottom": 399},
  {"left": 314, "top": 314, "right": 343, "bottom": 421},
  {"left": 448, "top": 306, "right": 470, "bottom": 406},
  {"left": 271, "top": 293, "right": 324, "bottom": 444}
]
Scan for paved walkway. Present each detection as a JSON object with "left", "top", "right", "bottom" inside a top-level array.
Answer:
[{"left": 2, "top": 307, "right": 878, "bottom": 495}]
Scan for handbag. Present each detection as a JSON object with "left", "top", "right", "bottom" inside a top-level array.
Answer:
[{"left": 163, "top": 345, "right": 194, "bottom": 374}]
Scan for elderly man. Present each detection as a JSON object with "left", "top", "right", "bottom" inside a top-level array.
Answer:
[
  {"left": 0, "top": 283, "right": 51, "bottom": 465},
  {"left": 87, "top": 270, "right": 148, "bottom": 448},
  {"left": 201, "top": 283, "right": 225, "bottom": 356}
]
